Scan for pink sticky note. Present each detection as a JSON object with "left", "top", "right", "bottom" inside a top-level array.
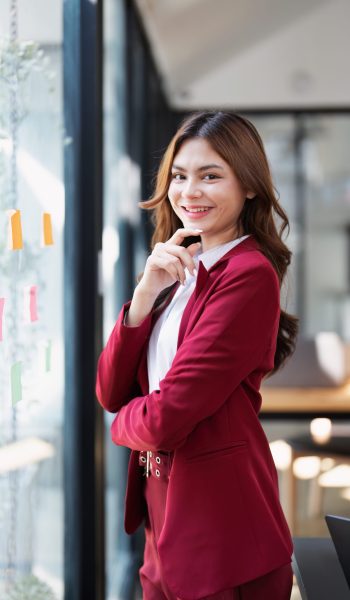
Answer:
[
  {"left": 0, "top": 298, "right": 5, "bottom": 341},
  {"left": 24, "top": 286, "right": 38, "bottom": 323},
  {"left": 29, "top": 286, "right": 38, "bottom": 322}
]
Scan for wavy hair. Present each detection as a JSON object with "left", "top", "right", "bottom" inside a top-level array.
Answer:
[{"left": 137, "top": 111, "right": 299, "bottom": 375}]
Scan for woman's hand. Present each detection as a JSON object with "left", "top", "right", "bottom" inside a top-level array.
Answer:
[{"left": 137, "top": 228, "right": 202, "bottom": 297}]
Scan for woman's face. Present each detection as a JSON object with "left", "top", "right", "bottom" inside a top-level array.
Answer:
[{"left": 168, "top": 137, "right": 254, "bottom": 252}]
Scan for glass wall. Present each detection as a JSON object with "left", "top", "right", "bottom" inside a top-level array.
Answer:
[
  {"left": 302, "top": 115, "right": 350, "bottom": 339},
  {"left": 251, "top": 113, "right": 350, "bottom": 341},
  {"left": 249, "top": 115, "right": 299, "bottom": 320},
  {"left": 251, "top": 113, "right": 350, "bottom": 539},
  {"left": 0, "top": 1, "right": 64, "bottom": 597}
]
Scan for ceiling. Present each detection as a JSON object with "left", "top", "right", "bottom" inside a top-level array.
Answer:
[
  {"left": 1, "top": 0, "right": 349, "bottom": 110},
  {"left": 135, "top": 0, "right": 350, "bottom": 109}
]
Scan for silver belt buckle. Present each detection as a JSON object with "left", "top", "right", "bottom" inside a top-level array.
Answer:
[{"left": 146, "top": 450, "right": 151, "bottom": 477}]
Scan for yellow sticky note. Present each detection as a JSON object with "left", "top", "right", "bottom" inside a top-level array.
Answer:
[
  {"left": 7, "top": 209, "right": 23, "bottom": 250},
  {"left": 42, "top": 212, "right": 54, "bottom": 246}
]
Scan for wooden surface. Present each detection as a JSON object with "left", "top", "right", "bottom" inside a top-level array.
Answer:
[{"left": 261, "top": 379, "right": 350, "bottom": 413}]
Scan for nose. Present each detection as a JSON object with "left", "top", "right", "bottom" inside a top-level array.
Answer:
[{"left": 181, "top": 178, "right": 202, "bottom": 199}]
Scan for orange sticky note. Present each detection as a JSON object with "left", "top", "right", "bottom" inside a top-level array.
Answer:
[
  {"left": 0, "top": 298, "right": 5, "bottom": 341},
  {"left": 7, "top": 209, "right": 23, "bottom": 250},
  {"left": 42, "top": 212, "right": 54, "bottom": 246}
]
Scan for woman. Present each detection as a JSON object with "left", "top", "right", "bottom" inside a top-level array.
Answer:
[{"left": 96, "top": 111, "right": 299, "bottom": 600}]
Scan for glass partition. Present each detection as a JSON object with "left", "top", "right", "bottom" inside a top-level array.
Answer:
[
  {"left": 0, "top": 1, "right": 64, "bottom": 597},
  {"left": 253, "top": 113, "right": 350, "bottom": 539},
  {"left": 302, "top": 114, "right": 350, "bottom": 339},
  {"left": 251, "top": 113, "right": 350, "bottom": 342},
  {"left": 249, "top": 115, "right": 299, "bottom": 319}
]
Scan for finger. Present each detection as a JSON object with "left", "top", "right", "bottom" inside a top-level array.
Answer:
[
  {"left": 187, "top": 241, "right": 202, "bottom": 257},
  {"left": 163, "top": 253, "right": 187, "bottom": 284},
  {"left": 149, "top": 254, "right": 186, "bottom": 285},
  {"left": 168, "top": 227, "right": 203, "bottom": 246},
  {"left": 162, "top": 243, "right": 201, "bottom": 276},
  {"left": 159, "top": 253, "right": 186, "bottom": 284}
]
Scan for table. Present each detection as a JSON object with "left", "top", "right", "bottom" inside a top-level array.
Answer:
[{"left": 261, "top": 379, "right": 350, "bottom": 413}]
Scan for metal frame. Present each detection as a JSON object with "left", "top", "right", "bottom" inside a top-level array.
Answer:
[{"left": 63, "top": 1, "right": 104, "bottom": 599}]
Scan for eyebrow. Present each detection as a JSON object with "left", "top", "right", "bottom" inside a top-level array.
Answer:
[{"left": 171, "top": 163, "right": 224, "bottom": 172}]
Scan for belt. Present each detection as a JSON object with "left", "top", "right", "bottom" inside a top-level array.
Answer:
[{"left": 139, "top": 450, "right": 173, "bottom": 481}]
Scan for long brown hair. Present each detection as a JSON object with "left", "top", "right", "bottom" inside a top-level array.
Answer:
[{"left": 138, "top": 111, "right": 299, "bottom": 375}]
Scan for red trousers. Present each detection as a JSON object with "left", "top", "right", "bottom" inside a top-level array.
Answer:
[{"left": 139, "top": 469, "right": 293, "bottom": 600}]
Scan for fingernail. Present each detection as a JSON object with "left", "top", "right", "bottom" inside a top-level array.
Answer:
[{"left": 194, "top": 229, "right": 203, "bottom": 232}]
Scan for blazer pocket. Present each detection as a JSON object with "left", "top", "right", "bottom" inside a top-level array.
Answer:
[{"left": 185, "top": 440, "right": 247, "bottom": 463}]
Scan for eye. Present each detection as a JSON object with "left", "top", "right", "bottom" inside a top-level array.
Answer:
[
  {"left": 171, "top": 173, "right": 185, "bottom": 181},
  {"left": 203, "top": 173, "right": 220, "bottom": 180}
]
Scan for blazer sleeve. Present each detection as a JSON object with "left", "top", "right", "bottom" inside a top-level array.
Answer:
[
  {"left": 95, "top": 300, "right": 153, "bottom": 413},
  {"left": 110, "top": 261, "right": 280, "bottom": 452}
]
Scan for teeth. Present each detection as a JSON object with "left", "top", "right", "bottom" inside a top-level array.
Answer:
[{"left": 184, "top": 207, "right": 210, "bottom": 213}]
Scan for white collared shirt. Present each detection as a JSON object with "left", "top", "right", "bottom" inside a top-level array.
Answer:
[{"left": 147, "top": 234, "right": 250, "bottom": 393}]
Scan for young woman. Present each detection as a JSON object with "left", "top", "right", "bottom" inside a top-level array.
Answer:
[{"left": 96, "top": 111, "right": 299, "bottom": 600}]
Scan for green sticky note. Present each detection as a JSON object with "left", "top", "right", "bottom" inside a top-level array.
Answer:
[
  {"left": 11, "top": 362, "right": 22, "bottom": 405},
  {"left": 45, "top": 340, "right": 52, "bottom": 372}
]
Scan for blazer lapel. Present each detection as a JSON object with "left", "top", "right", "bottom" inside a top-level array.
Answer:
[
  {"left": 137, "top": 235, "right": 260, "bottom": 392},
  {"left": 177, "top": 235, "right": 260, "bottom": 349}
]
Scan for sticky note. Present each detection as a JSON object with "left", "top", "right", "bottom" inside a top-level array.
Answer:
[
  {"left": 45, "top": 340, "right": 52, "bottom": 372},
  {"left": 7, "top": 209, "right": 23, "bottom": 250},
  {"left": 42, "top": 212, "right": 54, "bottom": 246},
  {"left": 11, "top": 362, "right": 22, "bottom": 405},
  {"left": 0, "top": 298, "right": 4, "bottom": 341},
  {"left": 29, "top": 286, "right": 38, "bottom": 321},
  {"left": 24, "top": 285, "right": 38, "bottom": 323}
]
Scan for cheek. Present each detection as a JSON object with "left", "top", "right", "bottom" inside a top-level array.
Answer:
[{"left": 168, "top": 184, "right": 181, "bottom": 204}]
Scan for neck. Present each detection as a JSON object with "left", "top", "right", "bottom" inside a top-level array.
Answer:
[{"left": 200, "top": 227, "right": 244, "bottom": 253}]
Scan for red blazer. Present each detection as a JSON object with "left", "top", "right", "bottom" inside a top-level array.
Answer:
[{"left": 96, "top": 235, "right": 293, "bottom": 599}]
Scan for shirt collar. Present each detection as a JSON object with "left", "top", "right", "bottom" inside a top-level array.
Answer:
[{"left": 194, "top": 234, "right": 251, "bottom": 271}]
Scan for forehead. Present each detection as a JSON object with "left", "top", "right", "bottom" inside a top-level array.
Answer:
[{"left": 172, "top": 137, "right": 226, "bottom": 169}]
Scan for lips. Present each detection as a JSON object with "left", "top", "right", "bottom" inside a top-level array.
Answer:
[
  {"left": 182, "top": 206, "right": 213, "bottom": 213},
  {"left": 181, "top": 206, "right": 213, "bottom": 219}
]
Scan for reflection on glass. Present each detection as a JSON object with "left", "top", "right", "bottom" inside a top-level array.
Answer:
[
  {"left": 0, "top": 1, "right": 64, "bottom": 597},
  {"left": 302, "top": 115, "right": 350, "bottom": 340},
  {"left": 249, "top": 115, "right": 299, "bottom": 319}
]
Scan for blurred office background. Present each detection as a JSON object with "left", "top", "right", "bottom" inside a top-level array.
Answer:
[{"left": 0, "top": 0, "right": 350, "bottom": 599}]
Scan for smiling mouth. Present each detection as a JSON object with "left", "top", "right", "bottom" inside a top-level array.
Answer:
[{"left": 182, "top": 206, "right": 213, "bottom": 214}]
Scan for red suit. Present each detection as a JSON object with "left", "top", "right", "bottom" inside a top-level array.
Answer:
[{"left": 96, "top": 235, "right": 293, "bottom": 600}]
